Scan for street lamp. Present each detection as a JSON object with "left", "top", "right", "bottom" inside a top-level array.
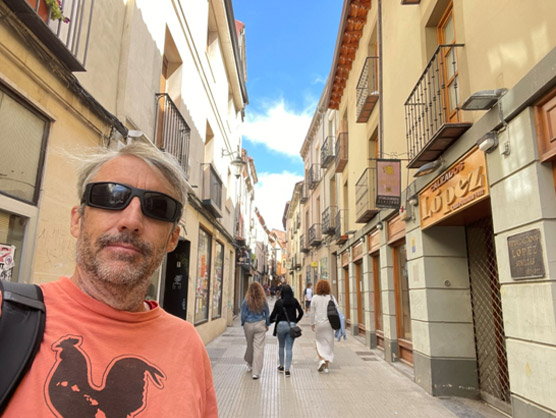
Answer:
[{"left": 222, "top": 145, "right": 246, "bottom": 178}]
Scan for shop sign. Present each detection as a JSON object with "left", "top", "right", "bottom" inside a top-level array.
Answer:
[
  {"left": 419, "top": 148, "right": 489, "bottom": 229},
  {"left": 311, "top": 261, "right": 318, "bottom": 268},
  {"left": 507, "top": 229, "right": 545, "bottom": 279},
  {"left": 341, "top": 251, "right": 349, "bottom": 266},
  {"left": 376, "top": 159, "right": 401, "bottom": 208}
]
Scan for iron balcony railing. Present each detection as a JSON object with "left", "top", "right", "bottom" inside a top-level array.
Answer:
[
  {"left": 5, "top": 0, "right": 94, "bottom": 71},
  {"left": 201, "top": 163, "right": 223, "bottom": 218},
  {"left": 155, "top": 93, "right": 191, "bottom": 175},
  {"left": 355, "top": 167, "right": 379, "bottom": 223},
  {"left": 296, "top": 213, "right": 301, "bottom": 229},
  {"left": 308, "top": 163, "right": 320, "bottom": 190},
  {"left": 321, "top": 135, "right": 335, "bottom": 169},
  {"left": 300, "top": 181, "right": 309, "bottom": 203},
  {"left": 356, "top": 56, "right": 379, "bottom": 123},
  {"left": 300, "top": 234, "right": 309, "bottom": 253},
  {"left": 334, "top": 210, "right": 347, "bottom": 245},
  {"left": 404, "top": 44, "right": 471, "bottom": 168},
  {"left": 309, "top": 223, "right": 322, "bottom": 247},
  {"left": 335, "top": 132, "right": 348, "bottom": 173},
  {"left": 322, "top": 206, "right": 337, "bottom": 235}
]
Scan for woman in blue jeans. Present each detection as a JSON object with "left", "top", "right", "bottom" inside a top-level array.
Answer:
[{"left": 269, "top": 284, "right": 303, "bottom": 377}]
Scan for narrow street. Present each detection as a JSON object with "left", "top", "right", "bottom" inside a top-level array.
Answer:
[{"left": 207, "top": 299, "right": 507, "bottom": 418}]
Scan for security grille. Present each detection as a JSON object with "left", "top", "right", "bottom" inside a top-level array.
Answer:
[{"left": 466, "top": 217, "right": 511, "bottom": 408}]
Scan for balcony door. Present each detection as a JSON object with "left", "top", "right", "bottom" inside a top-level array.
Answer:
[{"left": 438, "top": 2, "right": 461, "bottom": 122}]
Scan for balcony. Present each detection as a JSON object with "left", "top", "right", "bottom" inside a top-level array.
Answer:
[
  {"left": 155, "top": 94, "right": 191, "bottom": 174},
  {"left": 334, "top": 211, "right": 348, "bottom": 246},
  {"left": 321, "top": 135, "right": 335, "bottom": 169},
  {"left": 322, "top": 206, "right": 337, "bottom": 235},
  {"left": 300, "top": 234, "right": 310, "bottom": 253},
  {"left": 293, "top": 253, "right": 301, "bottom": 269},
  {"left": 309, "top": 223, "right": 322, "bottom": 247},
  {"left": 300, "top": 182, "right": 309, "bottom": 203},
  {"left": 356, "top": 56, "right": 379, "bottom": 123},
  {"left": 355, "top": 167, "right": 379, "bottom": 223},
  {"left": 308, "top": 164, "right": 320, "bottom": 190},
  {"left": 4, "top": 0, "right": 94, "bottom": 71},
  {"left": 201, "top": 163, "right": 223, "bottom": 218},
  {"left": 335, "top": 132, "right": 348, "bottom": 173},
  {"left": 404, "top": 44, "right": 471, "bottom": 168}
]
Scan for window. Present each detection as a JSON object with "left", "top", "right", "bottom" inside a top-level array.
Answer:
[
  {"left": 212, "top": 241, "right": 224, "bottom": 319},
  {"left": 0, "top": 87, "right": 49, "bottom": 204},
  {"left": 437, "top": 2, "right": 460, "bottom": 122},
  {"left": 195, "top": 228, "right": 212, "bottom": 323}
]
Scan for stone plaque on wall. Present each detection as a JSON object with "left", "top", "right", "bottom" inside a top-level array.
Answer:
[{"left": 507, "top": 229, "right": 545, "bottom": 279}]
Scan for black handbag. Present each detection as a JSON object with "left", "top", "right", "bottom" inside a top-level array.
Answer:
[
  {"left": 327, "top": 296, "right": 341, "bottom": 330},
  {"left": 282, "top": 307, "right": 302, "bottom": 338}
]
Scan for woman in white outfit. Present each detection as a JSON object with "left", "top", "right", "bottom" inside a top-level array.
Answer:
[{"left": 310, "top": 279, "right": 338, "bottom": 373}]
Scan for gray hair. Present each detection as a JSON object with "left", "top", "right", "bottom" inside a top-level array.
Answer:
[{"left": 75, "top": 142, "right": 188, "bottom": 210}]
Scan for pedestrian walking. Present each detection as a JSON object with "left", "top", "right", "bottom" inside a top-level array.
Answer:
[
  {"left": 303, "top": 282, "right": 313, "bottom": 313},
  {"left": 269, "top": 284, "right": 303, "bottom": 377},
  {"left": 241, "top": 282, "right": 270, "bottom": 379},
  {"left": 310, "top": 279, "right": 338, "bottom": 374}
]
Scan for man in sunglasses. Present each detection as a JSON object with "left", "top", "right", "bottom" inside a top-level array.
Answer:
[{"left": 2, "top": 142, "right": 218, "bottom": 417}]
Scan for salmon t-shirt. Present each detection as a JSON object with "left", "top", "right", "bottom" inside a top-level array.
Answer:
[{"left": 2, "top": 277, "right": 218, "bottom": 417}]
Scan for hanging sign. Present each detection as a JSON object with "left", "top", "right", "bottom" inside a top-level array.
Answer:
[{"left": 376, "top": 159, "right": 401, "bottom": 208}]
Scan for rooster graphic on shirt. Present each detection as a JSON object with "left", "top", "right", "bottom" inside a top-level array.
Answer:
[{"left": 45, "top": 335, "right": 166, "bottom": 418}]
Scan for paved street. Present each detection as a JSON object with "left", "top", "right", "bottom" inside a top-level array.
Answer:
[{"left": 206, "top": 302, "right": 507, "bottom": 418}]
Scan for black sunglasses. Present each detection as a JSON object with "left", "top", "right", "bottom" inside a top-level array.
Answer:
[{"left": 82, "top": 182, "right": 182, "bottom": 223}]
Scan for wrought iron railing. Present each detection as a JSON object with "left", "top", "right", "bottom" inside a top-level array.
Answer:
[
  {"left": 356, "top": 56, "right": 379, "bottom": 123},
  {"left": 155, "top": 93, "right": 191, "bottom": 174},
  {"left": 355, "top": 167, "right": 379, "bottom": 223},
  {"left": 335, "top": 132, "right": 348, "bottom": 173},
  {"left": 300, "top": 181, "right": 308, "bottom": 203},
  {"left": 404, "top": 44, "right": 465, "bottom": 164},
  {"left": 309, "top": 223, "right": 322, "bottom": 247},
  {"left": 321, "top": 135, "right": 335, "bottom": 169},
  {"left": 322, "top": 206, "right": 337, "bottom": 235},
  {"left": 201, "top": 163, "right": 223, "bottom": 218},
  {"left": 300, "top": 234, "right": 309, "bottom": 253},
  {"left": 5, "top": 0, "right": 95, "bottom": 71},
  {"left": 308, "top": 164, "right": 320, "bottom": 190}
]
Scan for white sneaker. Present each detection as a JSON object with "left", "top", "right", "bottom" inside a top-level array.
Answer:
[
  {"left": 323, "top": 367, "right": 329, "bottom": 374},
  {"left": 246, "top": 363, "right": 252, "bottom": 372},
  {"left": 318, "top": 360, "right": 326, "bottom": 372},
  {"left": 252, "top": 374, "right": 259, "bottom": 380}
]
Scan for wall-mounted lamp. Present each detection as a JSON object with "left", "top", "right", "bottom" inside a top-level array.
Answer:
[
  {"left": 408, "top": 195, "right": 419, "bottom": 207},
  {"left": 413, "top": 158, "right": 443, "bottom": 178},
  {"left": 477, "top": 131, "right": 498, "bottom": 153},
  {"left": 376, "top": 222, "right": 383, "bottom": 231},
  {"left": 222, "top": 145, "right": 246, "bottom": 178},
  {"left": 461, "top": 88, "right": 507, "bottom": 111}
]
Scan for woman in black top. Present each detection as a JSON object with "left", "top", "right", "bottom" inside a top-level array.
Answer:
[{"left": 269, "top": 284, "right": 303, "bottom": 377}]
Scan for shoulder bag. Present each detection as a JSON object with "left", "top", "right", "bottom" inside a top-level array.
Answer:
[
  {"left": 327, "top": 295, "right": 341, "bottom": 331},
  {"left": 282, "top": 307, "right": 302, "bottom": 338}
]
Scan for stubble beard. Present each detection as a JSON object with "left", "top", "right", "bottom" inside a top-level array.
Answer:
[{"left": 76, "top": 230, "right": 165, "bottom": 294}]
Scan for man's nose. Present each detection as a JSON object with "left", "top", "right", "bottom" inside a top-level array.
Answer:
[{"left": 117, "top": 196, "right": 144, "bottom": 232}]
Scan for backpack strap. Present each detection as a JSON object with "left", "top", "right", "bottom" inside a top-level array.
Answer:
[{"left": 0, "top": 280, "right": 46, "bottom": 414}]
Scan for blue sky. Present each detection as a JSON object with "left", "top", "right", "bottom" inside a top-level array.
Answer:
[{"left": 233, "top": 0, "right": 342, "bottom": 231}]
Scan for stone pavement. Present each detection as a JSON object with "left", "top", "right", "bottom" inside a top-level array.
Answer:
[{"left": 207, "top": 304, "right": 508, "bottom": 418}]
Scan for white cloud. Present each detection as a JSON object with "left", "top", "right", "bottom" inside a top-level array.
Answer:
[
  {"left": 243, "top": 99, "right": 314, "bottom": 157},
  {"left": 255, "top": 171, "right": 303, "bottom": 231}
]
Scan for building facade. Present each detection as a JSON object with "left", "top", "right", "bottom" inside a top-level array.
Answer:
[
  {"left": 0, "top": 0, "right": 249, "bottom": 343},
  {"left": 286, "top": 1, "right": 556, "bottom": 416}
]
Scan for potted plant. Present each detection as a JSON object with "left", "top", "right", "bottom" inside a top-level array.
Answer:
[{"left": 45, "top": 0, "right": 70, "bottom": 23}]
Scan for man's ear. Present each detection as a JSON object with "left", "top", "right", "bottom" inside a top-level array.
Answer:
[
  {"left": 166, "top": 224, "right": 180, "bottom": 252},
  {"left": 70, "top": 206, "right": 82, "bottom": 238}
]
